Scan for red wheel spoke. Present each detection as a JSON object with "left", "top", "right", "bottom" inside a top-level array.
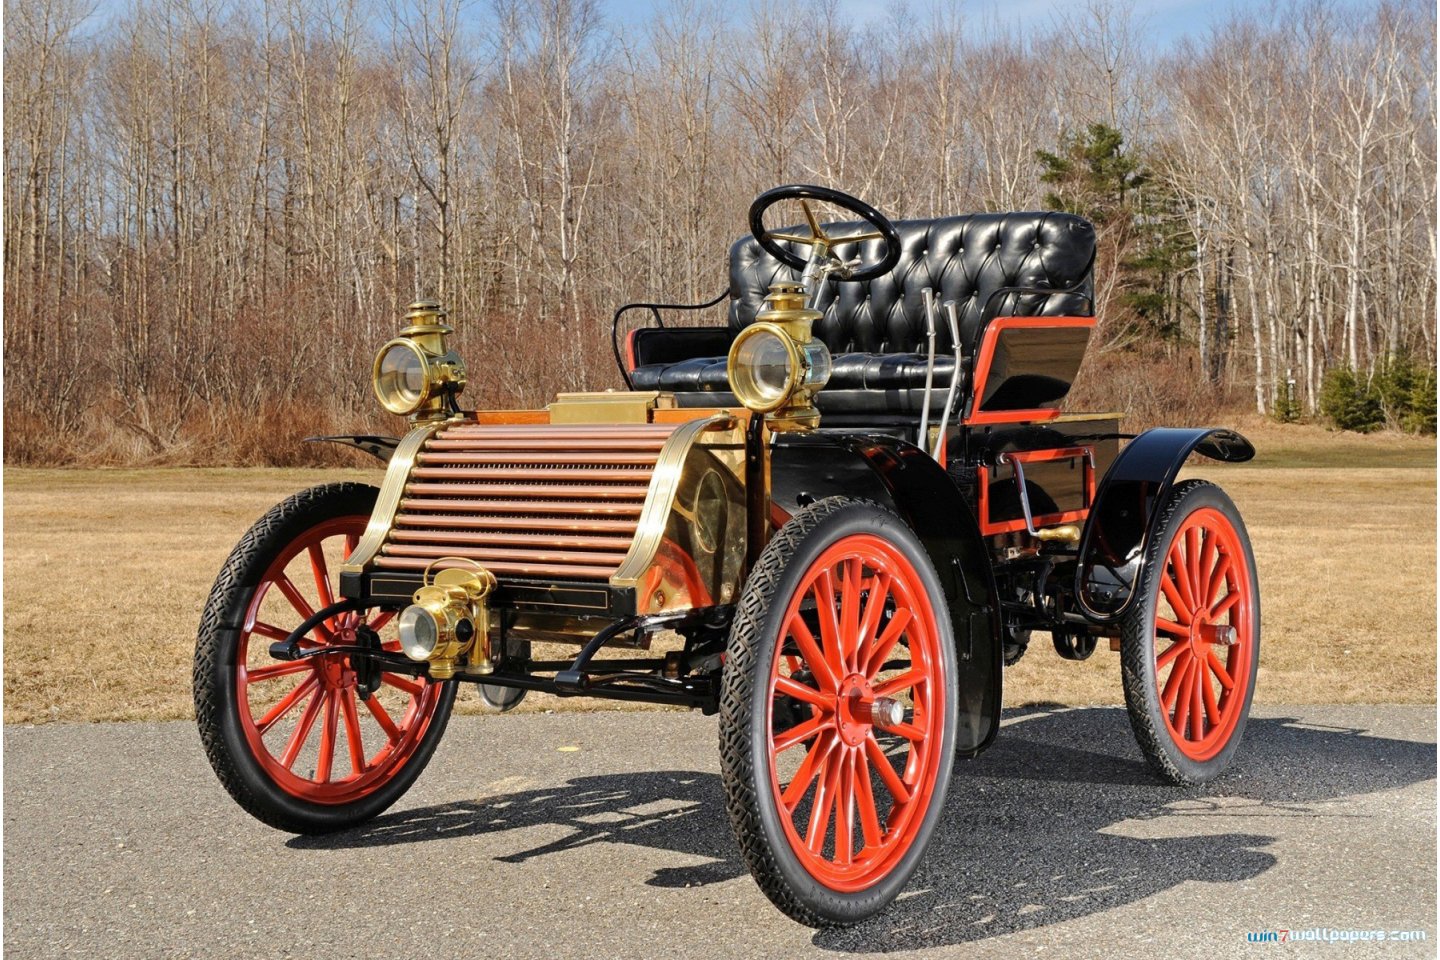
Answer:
[
  {"left": 1160, "top": 570, "right": 1193, "bottom": 623},
  {"left": 345, "top": 532, "right": 360, "bottom": 557},
  {"left": 1156, "top": 640, "right": 1186, "bottom": 671},
  {"left": 256, "top": 673, "right": 319, "bottom": 734},
  {"left": 280, "top": 688, "right": 327, "bottom": 769},
  {"left": 315, "top": 692, "right": 340, "bottom": 782},
  {"left": 833, "top": 750, "right": 855, "bottom": 866},
  {"left": 1195, "top": 528, "right": 1216, "bottom": 601},
  {"left": 1156, "top": 617, "right": 1188, "bottom": 638},
  {"left": 1185, "top": 527, "right": 1203, "bottom": 603},
  {"left": 245, "top": 660, "right": 312, "bottom": 683},
  {"left": 854, "top": 750, "right": 883, "bottom": 849},
  {"left": 873, "top": 669, "right": 922, "bottom": 698},
  {"left": 864, "top": 734, "right": 911, "bottom": 805},
  {"left": 341, "top": 690, "right": 366, "bottom": 776},
  {"left": 1206, "top": 556, "right": 1232, "bottom": 610},
  {"left": 781, "top": 733, "right": 835, "bottom": 811},
  {"left": 1162, "top": 655, "right": 1192, "bottom": 711},
  {"left": 787, "top": 614, "right": 838, "bottom": 692},
  {"left": 381, "top": 673, "right": 424, "bottom": 697},
  {"left": 274, "top": 573, "right": 336, "bottom": 645},
  {"left": 1189, "top": 669, "right": 1205, "bottom": 740},
  {"left": 307, "top": 544, "right": 336, "bottom": 617},
  {"left": 855, "top": 572, "right": 891, "bottom": 675},
  {"left": 864, "top": 607, "right": 913, "bottom": 678},
  {"left": 811, "top": 569, "right": 846, "bottom": 681},
  {"left": 1207, "top": 649, "right": 1235, "bottom": 690},
  {"left": 773, "top": 713, "right": 830, "bottom": 753},
  {"left": 805, "top": 749, "right": 842, "bottom": 853},
  {"left": 889, "top": 721, "right": 925, "bottom": 743},
  {"left": 775, "top": 675, "right": 831, "bottom": 710},
  {"left": 1211, "top": 591, "right": 1241, "bottom": 621},
  {"left": 249, "top": 621, "right": 295, "bottom": 643},
  {"left": 1173, "top": 659, "right": 1194, "bottom": 732},
  {"left": 1200, "top": 668, "right": 1221, "bottom": 728},
  {"left": 1169, "top": 543, "right": 1198, "bottom": 615},
  {"left": 839, "top": 559, "right": 862, "bottom": 673},
  {"left": 363, "top": 691, "right": 402, "bottom": 744}
]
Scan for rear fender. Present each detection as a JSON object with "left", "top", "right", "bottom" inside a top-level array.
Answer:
[
  {"left": 770, "top": 433, "right": 1002, "bottom": 756},
  {"left": 1074, "top": 427, "right": 1254, "bottom": 623}
]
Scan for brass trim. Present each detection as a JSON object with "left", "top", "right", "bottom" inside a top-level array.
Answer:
[
  {"left": 609, "top": 415, "right": 746, "bottom": 613},
  {"left": 610, "top": 416, "right": 719, "bottom": 590},
  {"left": 547, "top": 390, "right": 668, "bottom": 424},
  {"left": 340, "top": 421, "right": 447, "bottom": 575}
]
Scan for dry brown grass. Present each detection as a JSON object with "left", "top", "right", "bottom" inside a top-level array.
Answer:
[{"left": 3, "top": 425, "right": 1434, "bottom": 723}]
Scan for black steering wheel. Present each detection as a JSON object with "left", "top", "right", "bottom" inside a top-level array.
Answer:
[{"left": 748, "top": 184, "right": 902, "bottom": 283}]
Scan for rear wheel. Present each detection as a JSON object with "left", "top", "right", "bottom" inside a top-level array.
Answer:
[
  {"left": 720, "top": 498, "right": 958, "bottom": 927},
  {"left": 1120, "top": 480, "right": 1260, "bottom": 784},
  {"left": 194, "top": 483, "right": 456, "bottom": 833}
]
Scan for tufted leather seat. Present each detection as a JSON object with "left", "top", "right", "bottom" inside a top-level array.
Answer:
[{"left": 629, "top": 211, "right": 1095, "bottom": 414}]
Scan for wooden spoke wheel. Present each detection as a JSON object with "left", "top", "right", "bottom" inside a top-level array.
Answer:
[
  {"left": 720, "top": 498, "right": 957, "bottom": 928},
  {"left": 195, "top": 483, "right": 456, "bottom": 833},
  {"left": 1121, "top": 480, "right": 1260, "bottom": 784}
]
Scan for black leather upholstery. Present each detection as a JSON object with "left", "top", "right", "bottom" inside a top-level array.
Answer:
[{"left": 629, "top": 210, "right": 1095, "bottom": 415}]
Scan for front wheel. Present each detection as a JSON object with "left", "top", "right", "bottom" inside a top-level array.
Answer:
[
  {"left": 720, "top": 498, "right": 959, "bottom": 927},
  {"left": 1120, "top": 480, "right": 1260, "bottom": 785},
  {"left": 194, "top": 483, "right": 456, "bottom": 833}
]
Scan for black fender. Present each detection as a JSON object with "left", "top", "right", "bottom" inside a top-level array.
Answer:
[
  {"left": 1074, "top": 427, "right": 1254, "bottom": 623},
  {"left": 303, "top": 434, "right": 401, "bottom": 463},
  {"left": 770, "top": 433, "right": 1002, "bottom": 756}
]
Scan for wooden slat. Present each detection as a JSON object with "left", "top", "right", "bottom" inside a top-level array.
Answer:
[
  {"left": 416, "top": 450, "right": 661, "bottom": 465},
  {"left": 388, "top": 528, "right": 633, "bottom": 550},
  {"left": 381, "top": 543, "right": 629, "bottom": 564},
  {"left": 372, "top": 556, "right": 619, "bottom": 579},
  {"left": 404, "top": 482, "right": 650, "bottom": 499},
  {"left": 393, "top": 512, "right": 638, "bottom": 532},
  {"left": 410, "top": 466, "right": 652, "bottom": 481},
  {"left": 397, "top": 498, "right": 644, "bottom": 516}
]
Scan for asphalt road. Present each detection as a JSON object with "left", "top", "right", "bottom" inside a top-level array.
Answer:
[{"left": 4, "top": 705, "right": 1435, "bottom": 959}]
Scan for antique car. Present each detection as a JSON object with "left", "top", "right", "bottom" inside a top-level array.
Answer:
[{"left": 194, "top": 185, "right": 1260, "bottom": 927}]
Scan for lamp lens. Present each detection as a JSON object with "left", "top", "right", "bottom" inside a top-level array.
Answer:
[
  {"left": 375, "top": 342, "right": 427, "bottom": 413},
  {"left": 733, "top": 330, "right": 794, "bottom": 407},
  {"left": 397, "top": 605, "right": 440, "bottom": 660}
]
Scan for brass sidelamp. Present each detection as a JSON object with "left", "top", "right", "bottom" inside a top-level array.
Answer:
[
  {"left": 372, "top": 300, "right": 467, "bottom": 422},
  {"left": 726, "top": 282, "right": 832, "bottom": 432}
]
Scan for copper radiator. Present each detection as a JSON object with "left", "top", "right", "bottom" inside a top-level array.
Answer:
[{"left": 371, "top": 422, "right": 681, "bottom": 581}]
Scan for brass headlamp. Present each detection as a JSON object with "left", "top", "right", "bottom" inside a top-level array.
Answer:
[
  {"left": 396, "top": 559, "right": 498, "bottom": 680},
  {"left": 372, "top": 300, "right": 467, "bottom": 421},
  {"left": 727, "top": 282, "right": 831, "bottom": 431}
]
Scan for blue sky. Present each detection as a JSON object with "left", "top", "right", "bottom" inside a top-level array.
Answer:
[{"left": 601, "top": 0, "right": 1229, "bottom": 48}]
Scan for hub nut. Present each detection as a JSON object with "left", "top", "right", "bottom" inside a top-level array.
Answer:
[{"left": 871, "top": 697, "right": 906, "bottom": 730}]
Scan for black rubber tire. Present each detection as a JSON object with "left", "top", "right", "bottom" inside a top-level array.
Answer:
[
  {"left": 194, "top": 483, "right": 457, "bottom": 833},
  {"left": 719, "top": 498, "right": 959, "bottom": 927},
  {"left": 1120, "top": 480, "right": 1260, "bottom": 785}
]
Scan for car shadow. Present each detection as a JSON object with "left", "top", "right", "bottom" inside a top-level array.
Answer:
[{"left": 292, "top": 708, "right": 1435, "bottom": 951}]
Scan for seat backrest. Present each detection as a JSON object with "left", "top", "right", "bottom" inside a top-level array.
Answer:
[{"left": 727, "top": 211, "right": 1096, "bottom": 354}]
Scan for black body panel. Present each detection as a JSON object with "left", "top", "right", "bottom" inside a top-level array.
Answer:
[
  {"left": 771, "top": 432, "right": 1003, "bottom": 756},
  {"left": 1074, "top": 427, "right": 1255, "bottom": 623}
]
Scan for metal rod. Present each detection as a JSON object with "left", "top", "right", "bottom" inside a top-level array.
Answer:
[
  {"left": 267, "top": 597, "right": 399, "bottom": 662},
  {"left": 998, "top": 452, "right": 1041, "bottom": 537},
  {"left": 918, "top": 288, "right": 938, "bottom": 450},
  {"left": 931, "top": 299, "right": 963, "bottom": 461}
]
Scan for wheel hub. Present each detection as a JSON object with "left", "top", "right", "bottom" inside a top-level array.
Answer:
[{"left": 835, "top": 674, "right": 872, "bottom": 746}]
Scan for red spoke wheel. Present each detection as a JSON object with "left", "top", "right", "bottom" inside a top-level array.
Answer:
[
  {"left": 720, "top": 498, "right": 958, "bottom": 928},
  {"left": 1121, "top": 480, "right": 1260, "bottom": 785},
  {"left": 195, "top": 483, "right": 456, "bottom": 833}
]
